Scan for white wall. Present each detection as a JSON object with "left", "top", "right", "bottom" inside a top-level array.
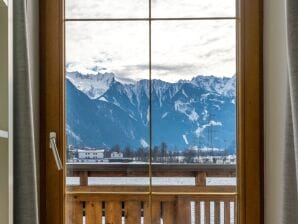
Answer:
[
  {"left": 264, "top": 0, "right": 287, "bottom": 223},
  {"left": 0, "top": 1, "right": 9, "bottom": 224}
]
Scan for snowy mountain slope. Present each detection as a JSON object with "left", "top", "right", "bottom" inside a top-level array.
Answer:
[
  {"left": 67, "top": 71, "right": 116, "bottom": 99},
  {"left": 66, "top": 71, "right": 236, "bottom": 152}
]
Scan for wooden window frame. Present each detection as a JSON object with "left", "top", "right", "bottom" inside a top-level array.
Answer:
[{"left": 39, "top": 0, "right": 263, "bottom": 223}]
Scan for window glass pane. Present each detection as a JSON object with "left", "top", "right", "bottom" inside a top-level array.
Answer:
[
  {"left": 65, "top": 0, "right": 148, "bottom": 19},
  {"left": 65, "top": 21, "right": 150, "bottom": 189},
  {"left": 64, "top": 2, "right": 238, "bottom": 222},
  {"left": 152, "top": 0, "right": 235, "bottom": 18},
  {"left": 66, "top": 21, "right": 149, "bottom": 80},
  {"left": 151, "top": 20, "right": 236, "bottom": 186},
  {"left": 152, "top": 20, "right": 236, "bottom": 81}
]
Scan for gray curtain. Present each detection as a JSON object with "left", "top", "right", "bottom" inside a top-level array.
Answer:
[
  {"left": 13, "top": 0, "right": 39, "bottom": 223},
  {"left": 284, "top": 0, "right": 298, "bottom": 222}
]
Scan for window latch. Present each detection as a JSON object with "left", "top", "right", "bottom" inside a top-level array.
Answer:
[{"left": 49, "top": 132, "right": 63, "bottom": 171}]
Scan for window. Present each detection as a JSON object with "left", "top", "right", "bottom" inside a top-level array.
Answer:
[{"left": 40, "top": 0, "right": 263, "bottom": 224}]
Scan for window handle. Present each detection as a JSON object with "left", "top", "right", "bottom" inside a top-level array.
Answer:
[{"left": 49, "top": 132, "right": 63, "bottom": 171}]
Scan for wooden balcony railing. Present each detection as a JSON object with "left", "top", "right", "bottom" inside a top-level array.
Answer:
[{"left": 66, "top": 163, "right": 237, "bottom": 224}]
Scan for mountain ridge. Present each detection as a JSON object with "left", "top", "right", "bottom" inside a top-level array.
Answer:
[{"left": 66, "top": 71, "right": 236, "bottom": 153}]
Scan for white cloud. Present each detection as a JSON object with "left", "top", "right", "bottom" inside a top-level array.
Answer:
[
  {"left": 151, "top": 20, "right": 235, "bottom": 82},
  {"left": 66, "top": 21, "right": 149, "bottom": 81},
  {"left": 66, "top": 0, "right": 235, "bottom": 18},
  {"left": 66, "top": 0, "right": 148, "bottom": 18},
  {"left": 151, "top": 0, "right": 235, "bottom": 18},
  {"left": 65, "top": 1, "right": 236, "bottom": 82}
]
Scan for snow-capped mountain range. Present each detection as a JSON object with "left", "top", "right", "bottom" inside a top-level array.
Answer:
[{"left": 66, "top": 71, "right": 236, "bottom": 152}]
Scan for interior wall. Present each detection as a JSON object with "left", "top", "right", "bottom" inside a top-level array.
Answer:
[
  {"left": 264, "top": 0, "right": 287, "bottom": 223},
  {"left": 0, "top": 2, "right": 8, "bottom": 130},
  {"left": 0, "top": 1, "right": 9, "bottom": 224}
]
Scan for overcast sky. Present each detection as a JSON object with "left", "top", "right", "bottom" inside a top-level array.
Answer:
[{"left": 65, "top": 0, "right": 236, "bottom": 82}]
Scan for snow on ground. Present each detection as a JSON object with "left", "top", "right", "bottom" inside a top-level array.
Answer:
[
  {"left": 67, "top": 177, "right": 236, "bottom": 186},
  {"left": 140, "top": 138, "right": 149, "bottom": 148},
  {"left": 174, "top": 100, "right": 199, "bottom": 122},
  {"left": 182, "top": 134, "right": 189, "bottom": 145},
  {"left": 161, "top": 112, "right": 168, "bottom": 119}
]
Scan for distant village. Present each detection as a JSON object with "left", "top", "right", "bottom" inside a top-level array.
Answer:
[{"left": 67, "top": 144, "right": 236, "bottom": 164}]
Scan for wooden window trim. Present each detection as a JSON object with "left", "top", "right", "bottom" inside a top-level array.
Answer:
[
  {"left": 238, "top": 0, "right": 264, "bottom": 222},
  {"left": 39, "top": 0, "right": 263, "bottom": 223}
]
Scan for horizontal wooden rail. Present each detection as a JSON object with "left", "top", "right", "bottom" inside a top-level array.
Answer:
[
  {"left": 66, "top": 163, "right": 236, "bottom": 189},
  {"left": 67, "top": 185, "right": 236, "bottom": 194},
  {"left": 67, "top": 163, "right": 236, "bottom": 177}
]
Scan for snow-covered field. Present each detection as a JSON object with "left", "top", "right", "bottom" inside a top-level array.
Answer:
[{"left": 67, "top": 177, "right": 236, "bottom": 186}]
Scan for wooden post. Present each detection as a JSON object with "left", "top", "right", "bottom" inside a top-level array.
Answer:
[
  {"left": 195, "top": 172, "right": 207, "bottom": 186},
  {"left": 144, "top": 201, "right": 161, "bottom": 224},
  {"left": 204, "top": 201, "right": 210, "bottom": 224},
  {"left": 125, "top": 201, "right": 141, "bottom": 224},
  {"left": 86, "top": 201, "right": 102, "bottom": 224},
  {"left": 224, "top": 200, "right": 230, "bottom": 224},
  {"left": 214, "top": 201, "right": 220, "bottom": 224},
  {"left": 195, "top": 201, "right": 201, "bottom": 224},
  {"left": 163, "top": 201, "right": 176, "bottom": 224},
  {"left": 105, "top": 201, "right": 122, "bottom": 224},
  {"left": 80, "top": 171, "right": 88, "bottom": 186},
  {"left": 176, "top": 197, "right": 191, "bottom": 224},
  {"left": 66, "top": 200, "right": 82, "bottom": 224}
]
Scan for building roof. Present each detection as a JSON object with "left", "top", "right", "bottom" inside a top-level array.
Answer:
[{"left": 78, "top": 149, "right": 105, "bottom": 153}]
